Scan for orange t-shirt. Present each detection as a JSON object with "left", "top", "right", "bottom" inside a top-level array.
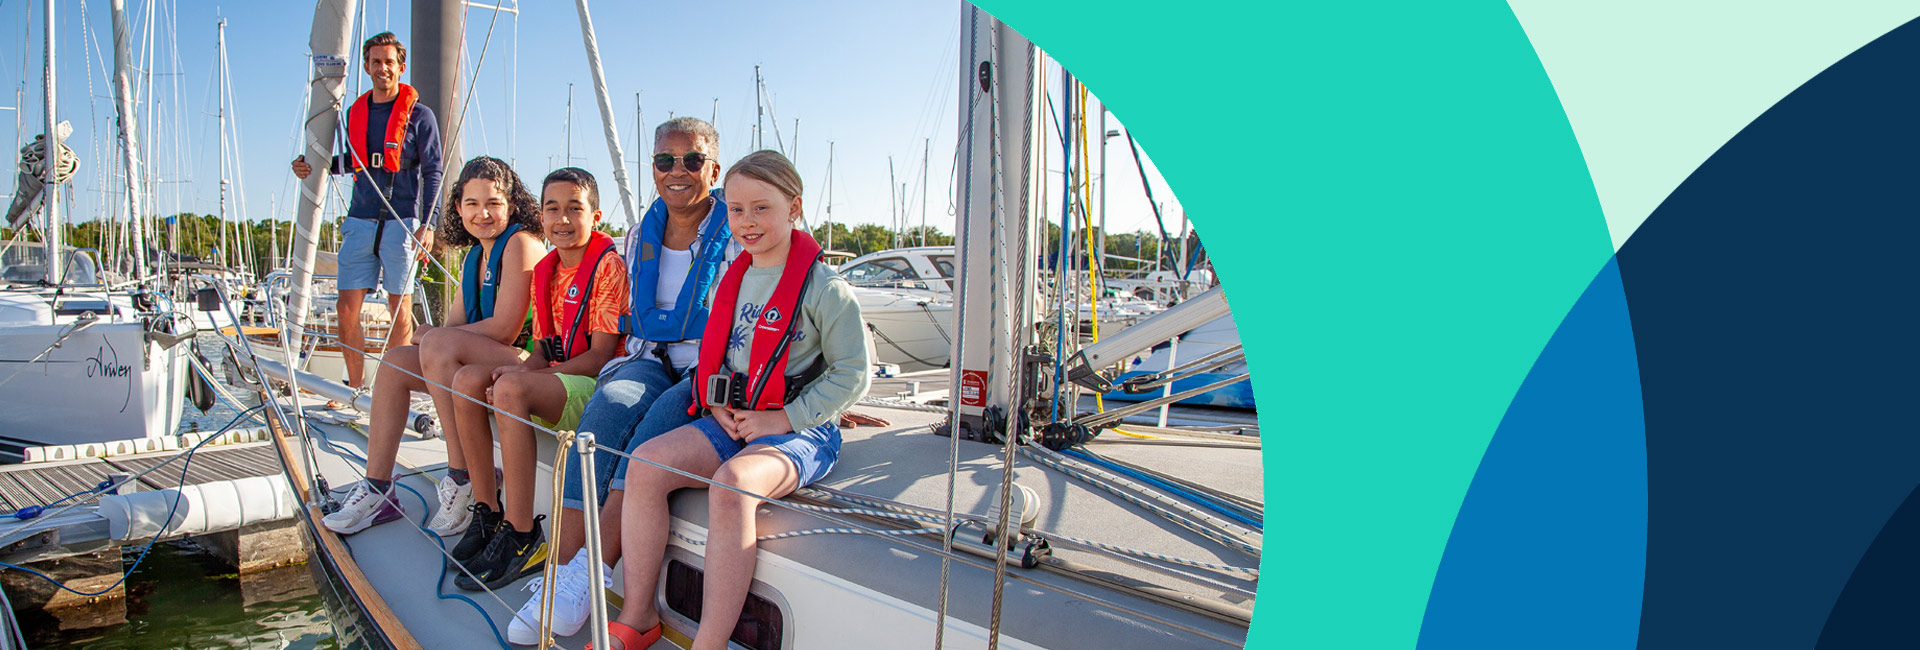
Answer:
[{"left": 536, "top": 250, "right": 629, "bottom": 345}]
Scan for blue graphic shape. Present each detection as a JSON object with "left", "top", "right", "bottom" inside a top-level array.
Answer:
[
  {"left": 1418, "top": 258, "right": 1646, "bottom": 649},
  {"left": 1614, "top": 16, "right": 1920, "bottom": 650}
]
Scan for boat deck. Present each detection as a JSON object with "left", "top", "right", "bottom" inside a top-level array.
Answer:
[{"left": 292, "top": 397, "right": 1259, "bottom": 649}]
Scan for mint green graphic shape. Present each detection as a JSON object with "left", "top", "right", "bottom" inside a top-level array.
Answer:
[
  {"left": 971, "top": 1, "right": 1613, "bottom": 648},
  {"left": 1506, "top": 1, "right": 1919, "bottom": 250}
]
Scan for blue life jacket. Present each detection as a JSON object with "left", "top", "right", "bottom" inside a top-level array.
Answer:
[
  {"left": 461, "top": 222, "right": 525, "bottom": 323},
  {"left": 624, "top": 190, "right": 730, "bottom": 342}
]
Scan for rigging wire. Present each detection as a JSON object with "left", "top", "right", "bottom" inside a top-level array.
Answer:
[{"left": 264, "top": 309, "right": 1249, "bottom": 648}]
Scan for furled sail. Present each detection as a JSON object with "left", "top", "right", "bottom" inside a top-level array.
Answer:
[
  {"left": 287, "top": 0, "right": 361, "bottom": 352},
  {"left": 4, "top": 122, "right": 76, "bottom": 229}
]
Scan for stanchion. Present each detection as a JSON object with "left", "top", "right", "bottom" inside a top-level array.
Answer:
[{"left": 576, "top": 431, "right": 612, "bottom": 650}]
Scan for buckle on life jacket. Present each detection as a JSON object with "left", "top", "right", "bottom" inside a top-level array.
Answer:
[
  {"left": 704, "top": 373, "right": 737, "bottom": 410},
  {"left": 539, "top": 335, "right": 568, "bottom": 364},
  {"left": 708, "top": 357, "right": 828, "bottom": 411},
  {"left": 370, "top": 152, "right": 384, "bottom": 169}
]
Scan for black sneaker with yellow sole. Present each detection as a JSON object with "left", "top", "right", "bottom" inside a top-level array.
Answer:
[
  {"left": 455, "top": 514, "right": 547, "bottom": 592},
  {"left": 448, "top": 500, "right": 501, "bottom": 570}
]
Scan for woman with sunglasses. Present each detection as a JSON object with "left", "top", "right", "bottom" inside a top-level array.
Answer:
[{"left": 505, "top": 117, "right": 740, "bottom": 644}]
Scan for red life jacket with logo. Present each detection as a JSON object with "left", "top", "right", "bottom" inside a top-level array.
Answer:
[
  {"left": 690, "top": 231, "right": 825, "bottom": 414},
  {"left": 345, "top": 84, "right": 418, "bottom": 173},
  {"left": 530, "top": 231, "right": 619, "bottom": 365}
]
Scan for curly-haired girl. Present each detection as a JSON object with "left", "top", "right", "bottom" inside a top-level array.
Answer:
[{"left": 323, "top": 155, "right": 547, "bottom": 536}]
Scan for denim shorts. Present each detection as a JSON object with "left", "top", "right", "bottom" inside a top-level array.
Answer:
[
  {"left": 338, "top": 216, "right": 418, "bottom": 294},
  {"left": 693, "top": 416, "right": 842, "bottom": 489}
]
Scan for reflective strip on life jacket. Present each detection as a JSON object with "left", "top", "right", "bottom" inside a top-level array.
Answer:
[
  {"left": 690, "top": 230, "right": 825, "bottom": 414},
  {"left": 345, "top": 84, "right": 418, "bottom": 173},
  {"left": 531, "top": 231, "right": 618, "bottom": 364}
]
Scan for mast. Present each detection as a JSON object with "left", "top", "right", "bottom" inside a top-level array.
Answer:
[
  {"left": 217, "top": 18, "right": 231, "bottom": 270},
  {"left": 414, "top": 0, "right": 465, "bottom": 226},
  {"left": 946, "top": 2, "right": 1043, "bottom": 442},
  {"left": 636, "top": 91, "right": 651, "bottom": 204},
  {"left": 888, "top": 156, "right": 898, "bottom": 249},
  {"left": 42, "top": 0, "right": 61, "bottom": 286},
  {"left": 110, "top": 0, "right": 147, "bottom": 280},
  {"left": 824, "top": 141, "right": 834, "bottom": 251},
  {"left": 290, "top": 0, "right": 363, "bottom": 352},
  {"left": 571, "top": 0, "right": 639, "bottom": 227},
  {"left": 564, "top": 83, "right": 573, "bottom": 167},
  {"left": 754, "top": 65, "right": 764, "bottom": 150},
  {"left": 1098, "top": 106, "right": 1107, "bottom": 274},
  {"left": 921, "top": 137, "right": 929, "bottom": 246},
  {"left": 943, "top": 8, "right": 1046, "bottom": 649}
]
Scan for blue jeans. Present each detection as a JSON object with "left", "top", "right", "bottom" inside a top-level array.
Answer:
[
  {"left": 610, "top": 377, "right": 699, "bottom": 492},
  {"left": 560, "top": 357, "right": 691, "bottom": 510}
]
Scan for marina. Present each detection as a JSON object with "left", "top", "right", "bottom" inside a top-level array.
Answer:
[{"left": 0, "top": 0, "right": 1255, "bottom": 648}]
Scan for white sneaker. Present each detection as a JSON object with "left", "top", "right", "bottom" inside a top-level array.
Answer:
[
  {"left": 425, "top": 475, "right": 474, "bottom": 537},
  {"left": 506, "top": 548, "right": 611, "bottom": 645},
  {"left": 321, "top": 482, "right": 403, "bottom": 534}
]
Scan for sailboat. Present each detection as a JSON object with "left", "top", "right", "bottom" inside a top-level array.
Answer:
[
  {"left": 239, "top": 2, "right": 1256, "bottom": 648},
  {"left": 0, "top": 0, "right": 198, "bottom": 460}
]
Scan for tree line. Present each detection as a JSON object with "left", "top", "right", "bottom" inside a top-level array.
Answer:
[{"left": 6, "top": 214, "right": 1201, "bottom": 281}]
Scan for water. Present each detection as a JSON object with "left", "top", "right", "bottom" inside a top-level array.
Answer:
[
  {"left": 23, "top": 334, "right": 341, "bottom": 648},
  {"left": 21, "top": 543, "right": 335, "bottom": 649}
]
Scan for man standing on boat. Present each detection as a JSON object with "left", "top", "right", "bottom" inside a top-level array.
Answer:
[{"left": 291, "top": 31, "right": 444, "bottom": 397}]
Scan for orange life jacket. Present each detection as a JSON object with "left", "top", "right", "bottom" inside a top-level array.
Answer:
[
  {"left": 530, "top": 231, "right": 619, "bottom": 365},
  {"left": 345, "top": 84, "right": 418, "bottom": 173}
]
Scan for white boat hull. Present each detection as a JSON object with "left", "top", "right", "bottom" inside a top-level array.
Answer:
[
  {"left": 859, "top": 289, "right": 953, "bottom": 372},
  {"left": 0, "top": 315, "right": 187, "bottom": 452}
]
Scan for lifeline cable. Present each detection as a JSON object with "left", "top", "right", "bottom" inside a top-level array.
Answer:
[{"left": 236, "top": 319, "right": 1249, "bottom": 647}]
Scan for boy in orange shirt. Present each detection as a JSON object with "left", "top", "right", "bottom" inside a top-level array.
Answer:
[{"left": 450, "top": 167, "right": 628, "bottom": 591}]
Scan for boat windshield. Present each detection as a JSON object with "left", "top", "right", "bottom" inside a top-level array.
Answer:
[{"left": 841, "top": 257, "right": 918, "bottom": 287}]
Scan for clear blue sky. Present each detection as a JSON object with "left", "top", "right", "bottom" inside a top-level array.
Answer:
[{"left": 0, "top": 0, "right": 1181, "bottom": 240}]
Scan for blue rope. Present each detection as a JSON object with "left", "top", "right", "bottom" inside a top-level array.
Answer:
[
  {"left": 0, "top": 404, "right": 267, "bottom": 596},
  {"left": 307, "top": 420, "right": 512, "bottom": 650},
  {"left": 1059, "top": 447, "right": 1262, "bottom": 530}
]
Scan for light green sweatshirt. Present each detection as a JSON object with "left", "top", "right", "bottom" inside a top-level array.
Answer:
[{"left": 716, "top": 262, "right": 870, "bottom": 432}]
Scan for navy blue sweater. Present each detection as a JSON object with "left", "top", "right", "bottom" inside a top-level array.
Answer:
[{"left": 328, "top": 94, "right": 444, "bottom": 225}]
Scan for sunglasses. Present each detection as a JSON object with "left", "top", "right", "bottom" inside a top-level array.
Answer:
[{"left": 653, "top": 152, "right": 710, "bottom": 173}]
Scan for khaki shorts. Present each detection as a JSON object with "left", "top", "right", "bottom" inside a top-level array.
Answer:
[{"left": 532, "top": 373, "right": 596, "bottom": 432}]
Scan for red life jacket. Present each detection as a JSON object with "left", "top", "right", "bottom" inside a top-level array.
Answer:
[
  {"left": 345, "top": 84, "right": 418, "bottom": 173},
  {"left": 530, "top": 231, "right": 619, "bottom": 365},
  {"left": 691, "top": 231, "right": 825, "bottom": 414}
]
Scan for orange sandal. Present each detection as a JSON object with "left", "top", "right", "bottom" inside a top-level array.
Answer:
[{"left": 586, "top": 621, "right": 662, "bottom": 650}]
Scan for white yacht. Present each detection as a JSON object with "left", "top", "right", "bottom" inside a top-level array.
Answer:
[{"left": 0, "top": 247, "right": 193, "bottom": 460}]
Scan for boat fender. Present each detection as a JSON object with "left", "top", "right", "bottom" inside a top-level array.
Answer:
[
  {"left": 186, "top": 348, "right": 217, "bottom": 413},
  {"left": 98, "top": 474, "right": 298, "bottom": 542}
]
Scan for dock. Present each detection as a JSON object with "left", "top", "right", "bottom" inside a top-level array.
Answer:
[{"left": 0, "top": 440, "right": 302, "bottom": 625}]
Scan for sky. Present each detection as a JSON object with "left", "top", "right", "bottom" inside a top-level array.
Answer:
[{"left": 0, "top": 0, "right": 1185, "bottom": 242}]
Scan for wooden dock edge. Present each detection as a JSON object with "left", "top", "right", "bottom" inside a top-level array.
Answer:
[{"left": 263, "top": 403, "right": 424, "bottom": 650}]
